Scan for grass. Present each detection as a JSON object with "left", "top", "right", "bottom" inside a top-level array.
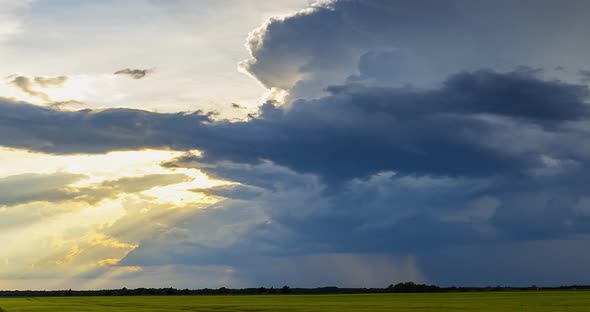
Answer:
[{"left": 0, "top": 291, "right": 589, "bottom": 311}]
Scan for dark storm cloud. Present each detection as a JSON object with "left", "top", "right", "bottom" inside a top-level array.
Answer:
[
  {"left": 162, "top": 70, "right": 589, "bottom": 183},
  {"left": 439, "top": 70, "right": 589, "bottom": 122},
  {"left": 114, "top": 68, "right": 154, "bottom": 79},
  {"left": 100, "top": 0, "right": 590, "bottom": 287},
  {"left": 4, "top": 0, "right": 590, "bottom": 286},
  {"left": 183, "top": 163, "right": 590, "bottom": 254},
  {"left": 415, "top": 238, "right": 590, "bottom": 286},
  {"left": 118, "top": 154, "right": 590, "bottom": 288},
  {"left": 2, "top": 69, "right": 590, "bottom": 183},
  {"left": 0, "top": 97, "right": 212, "bottom": 153},
  {"left": 3, "top": 0, "right": 590, "bottom": 288},
  {"left": 112, "top": 0, "right": 590, "bottom": 282},
  {"left": 122, "top": 157, "right": 590, "bottom": 286},
  {"left": 111, "top": 69, "right": 590, "bottom": 287}
]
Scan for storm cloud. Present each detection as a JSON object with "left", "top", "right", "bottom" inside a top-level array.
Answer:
[
  {"left": 2, "top": 69, "right": 589, "bottom": 182},
  {"left": 3, "top": 0, "right": 590, "bottom": 287}
]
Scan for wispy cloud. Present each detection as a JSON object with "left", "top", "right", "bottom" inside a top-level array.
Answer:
[
  {"left": 9, "top": 75, "right": 68, "bottom": 102},
  {"left": 114, "top": 68, "right": 154, "bottom": 80}
]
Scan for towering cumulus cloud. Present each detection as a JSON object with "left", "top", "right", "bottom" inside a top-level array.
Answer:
[
  {"left": 241, "top": 0, "right": 590, "bottom": 99},
  {"left": 3, "top": 0, "right": 590, "bottom": 287}
]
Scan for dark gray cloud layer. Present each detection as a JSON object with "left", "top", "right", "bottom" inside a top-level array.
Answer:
[
  {"left": 2, "top": 70, "right": 589, "bottom": 181},
  {"left": 0, "top": 98, "right": 210, "bottom": 153}
]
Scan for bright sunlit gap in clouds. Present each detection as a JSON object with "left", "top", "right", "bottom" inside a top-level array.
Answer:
[{"left": 0, "top": 147, "right": 229, "bottom": 289}]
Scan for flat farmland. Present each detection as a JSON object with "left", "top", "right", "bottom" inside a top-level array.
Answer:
[{"left": 0, "top": 291, "right": 589, "bottom": 311}]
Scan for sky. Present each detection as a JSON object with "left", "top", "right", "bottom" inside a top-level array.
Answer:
[{"left": 1, "top": 0, "right": 590, "bottom": 290}]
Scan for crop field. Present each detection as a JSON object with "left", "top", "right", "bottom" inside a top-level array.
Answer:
[{"left": 0, "top": 291, "right": 589, "bottom": 311}]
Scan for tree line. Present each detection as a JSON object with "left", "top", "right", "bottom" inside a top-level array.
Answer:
[{"left": 1, "top": 282, "right": 589, "bottom": 297}]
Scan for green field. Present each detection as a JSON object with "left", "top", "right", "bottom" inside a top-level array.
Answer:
[{"left": 0, "top": 291, "right": 589, "bottom": 311}]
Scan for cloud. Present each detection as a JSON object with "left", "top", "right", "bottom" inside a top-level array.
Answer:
[
  {"left": 3, "top": 68, "right": 590, "bottom": 272},
  {"left": 579, "top": 70, "right": 590, "bottom": 83},
  {"left": 48, "top": 99, "right": 86, "bottom": 109},
  {"left": 32, "top": 76, "right": 69, "bottom": 87},
  {"left": 0, "top": 97, "right": 212, "bottom": 153},
  {"left": 4, "top": 0, "right": 590, "bottom": 287},
  {"left": 0, "top": 170, "right": 194, "bottom": 248},
  {"left": 121, "top": 157, "right": 590, "bottom": 286},
  {"left": 191, "top": 184, "right": 263, "bottom": 200},
  {"left": 4, "top": 69, "right": 588, "bottom": 182},
  {"left": 0, "top": 171, "right": 191, "bottom": 207},
  {"left": 241, "top": 0, "right": 590, "bottom": 99},
  {"left": 9, "top": 75, "right": 68, "bottom": 102},
  {"left": 98, "top": 173, "right": 192, "bottom": 195},
  {"left": 75, "top": 173, "right": 193, "bottom": 204},
  {"left": 0, "top": 172, "right": 86, "bottom": 206},
  {"left": 6, "top": 75, "right": 87, "bottom": 108},
  {"left": 0, "top": 169, "right": 198, "bottom": 283},
  {"left": 233, "top": 253, "right": 424, "bottom": 288},
  {"left": 140, "top": 162, "right": 497, "bottom": 257},
  {"left": 114, "top": 68, "right": 154, "bottom": 80},
  {"left": 417, "top": 237, "right": 590, "bottom": 286},
  {"left": 0, "top": 226, "right": 141, "bottom": 280}
]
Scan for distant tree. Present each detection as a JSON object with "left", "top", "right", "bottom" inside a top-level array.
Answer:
[
  {"left": 388, "top": 282, "right": 440, "bottom": 293},
  {"left": 281, "top": 286, "right": 291, "bottom": 294},
  {"left": 392, "top": 282, "right": 417, "bottom": 293}
]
